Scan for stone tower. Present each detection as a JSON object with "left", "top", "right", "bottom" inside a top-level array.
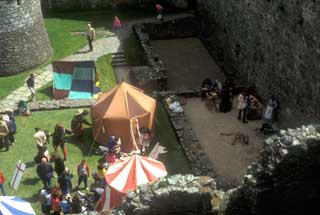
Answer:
[{"left": 0, "top": 0, "right": 52, "bottom": 76}]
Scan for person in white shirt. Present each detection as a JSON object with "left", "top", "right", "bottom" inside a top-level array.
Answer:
[{"left": 34, "top": 127, "right": 47, "bottom": 151}]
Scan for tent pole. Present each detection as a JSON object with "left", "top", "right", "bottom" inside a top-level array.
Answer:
[{"left": 88, "top": 120, "right": 104, "bottom": 156}]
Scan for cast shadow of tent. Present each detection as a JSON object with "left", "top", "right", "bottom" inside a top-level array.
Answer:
[{"left": 65, "top": 127, "right": 96, "bottom": 156}]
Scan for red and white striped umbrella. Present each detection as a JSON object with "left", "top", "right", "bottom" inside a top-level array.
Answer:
[
  {"left": 98, "top": 155, "right": 167, "bottom": 211},
  {"left": 106, "top": 155, "right": 167, "bottom": 193}
]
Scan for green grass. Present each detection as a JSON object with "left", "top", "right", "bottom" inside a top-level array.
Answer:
[
  {"left": 0, "top": 8, "right": 155, "bottom": 100},
  {"left": 95, "top": 54, "right": 117, "bottom": 92},
  {"left": 35, "top": 54, "right": 116, "bottom": 100},
  {"left": 153, "top": 102, "right": 191, "bottom": 174},
  {"left": 0, "top": 108, "right": 98, "bottom": 214},
  {"left": 0, "top": 103, "right": 190, "bottom": 214},
  {"left": 123, "top": 33, "right": 146, "bottom": 65}
]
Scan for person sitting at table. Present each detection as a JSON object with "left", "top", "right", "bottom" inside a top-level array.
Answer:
[
  {"left": 247, "top": 94, "right": 264, "bottom": 120},
  {"left": 201, "top": 78, "right": 214, "bottom": 101}
]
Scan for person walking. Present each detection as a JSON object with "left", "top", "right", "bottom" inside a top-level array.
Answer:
[
  {"left": 51, "top": 185, "right": 61, "bottom": 215},
  {"left": 112, "top": 16, "right": 122, "bottom": 34},
  {"left": 0, "top": 116, "right": 10, "bottom": 151},
  {"left": 77, "top": 159, "right": 90, "bottom": 190},
  {"left": 27, "top": 74, "right": 35, "bottom": 101},
  {"left": 155, "top": 4, "right": 164, "bottom": 21},
  {"left": 52, "top": 123, "right": 67, "bottom": 161},
  {"left": 86, "top": 23, "right": 96, "bottom": 52},
  {"left": 36, "top": 157, "right": 54, "bottom": 189},
  {"left": 0, "top": 170, "right": 6, "bottom": 195}
]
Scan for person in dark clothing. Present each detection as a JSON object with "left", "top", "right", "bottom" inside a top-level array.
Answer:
[
  {"left": 53, "top": 123, "right": 67, "bottom": 161},
  {"left": 26, "top": 74, "right": 35, "bottom": 101},
  {"left": 58, "top": 168, "right": 73, "bottom": 195},
  {"left": 201, "top": 78, "right": 214, "bottom": 101},
  {"left": 219, "top": 85, "right": 232, "bottom": 112},
  {"left": 4, "top": 115, "right": 15, "bottom": 145},
  {"left": 71, "top": 109, "right": 91, "bottom": 139},
  {"left": 54, "top": 153, "right": 65, "bottom": 176},
  {"left": 36, "top": 157, "right": 54, "bottom": 189}
]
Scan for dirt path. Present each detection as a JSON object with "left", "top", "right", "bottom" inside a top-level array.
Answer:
[
  {"left": 151, "top": 38, "right": 225, "bottom": 90},
  {"left": 184, "top": 98, "right": 263, "bottom": 188}
]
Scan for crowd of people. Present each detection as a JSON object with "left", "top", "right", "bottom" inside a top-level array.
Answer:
[{"left": 201, "top": 77, "right": 278, "bottom": 129}]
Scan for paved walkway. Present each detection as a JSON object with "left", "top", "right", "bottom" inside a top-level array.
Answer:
[{"left": 0, "top": 13, "right": 193, "bottom": 113}]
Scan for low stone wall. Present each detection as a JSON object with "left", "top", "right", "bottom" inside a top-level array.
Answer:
[
  {"left": 160, "top": 96, "right": 214, "bottom": 177},
  {"left": 27, "top": 99, "right": 96, "bottom": 112},
  {"left": 110, "top": 174, "right": 224, "bottom": 215},
  {"left": 132, "top": 15, "right": 196, "bottom": 92}
]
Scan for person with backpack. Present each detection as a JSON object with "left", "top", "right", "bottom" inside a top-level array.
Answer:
[{"left": 58, "top": 167, "right": 73, "bottom": 196}]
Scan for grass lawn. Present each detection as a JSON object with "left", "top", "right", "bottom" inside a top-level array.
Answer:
[
  {"left": 35, "top": 54, "right": 116, "bottom": 100},
  {"left": 0, "top": 103, "right": 190, "bottom": 214},
  {"left": 0, "top": 7, "right": 155, "bottom": 100},
  {"left": 0, "top": 108, "right": 98, "bottom": 214}
]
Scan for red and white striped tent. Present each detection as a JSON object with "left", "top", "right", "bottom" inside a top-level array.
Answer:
[{"left": 98, "top": 155, "right": 168, "bottom": 211}]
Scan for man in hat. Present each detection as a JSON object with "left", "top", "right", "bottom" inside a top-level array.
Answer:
[
  {"left": 0, "top": 115, "right": 10, "bottom": 151},
  {"left": 71, "top": 109, "right": 91, "bottom": 139}
]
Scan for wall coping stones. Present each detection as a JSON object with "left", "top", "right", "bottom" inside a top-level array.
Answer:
[{"left": 27, "top": 99, "right": 96, "bottom": 112}]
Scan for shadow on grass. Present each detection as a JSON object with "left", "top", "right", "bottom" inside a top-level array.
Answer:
[
  {"left": 24, "top": 192, "right": 40, "bottom": 203},
  {"left": 36, "top": 82, "right": 53, "bottom": 101},
  {"left": 22, "top": 177, "right": 40, "bottom": 186},
  {"left": 66, "top": 127, "right": 96, "bottom": 156},
  {"left": 25, "top": 161, "right": 36, "bottom": 168}
]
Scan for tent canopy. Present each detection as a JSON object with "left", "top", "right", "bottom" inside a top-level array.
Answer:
[
  {"left": 98, "top": 155, "right": 167, "bottom": 211},
  {"left": 106, "top": 155, "right": 167, "bottom": 193},
  {"left": 0, "top": 196, "right": 36, "bottom": 215},
  {"left": 91, "top": 82, "right": 156, "bottom": 152},
  {"left": 52, "top": 61, "right": 96, "bottom": 100}
]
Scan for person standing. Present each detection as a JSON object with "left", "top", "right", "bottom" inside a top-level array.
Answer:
[
  {"left": 53, "top": 123, "right": 67, "bottom": 161},
  {"left": 36, "top": 157, "right": 54, "bottom": 189},
  {"left": 34, "top": 127, "right": 47, "bottom": 152},
  {"left": 58, "top": 168, "right": 73, "bottom": 196},
  {"left": 51, "top": 185, "right": 61, "bottom": 215},
  {"left": 237, "top": 92, "right": 248, "bottom": 123},
  {"left": 54, "top": 153, "right": 65, "bottom": 177},
  {"left": 112, "top": 16, "right": 122, "bottom": 34},
  {"left": 155, "top": 4, "right": 164, "bottom": 21},
  {"left": 39, "top": 188, "right": 51, "bottom": 215},
  {"left": 77, "top": 159, "right": 90, "bottom": 190},
  {"left": 0, "top": 116, "right": 10, "bottom": 151},
  {"left": 264, "top": 95, "right": 278, "bottom": 125},
  {"left": 86, "top": 24, "right": 96, "bottom": 52},
  {"left": 0, "top": 170, "right": 6, "bottom": 195},
  {"left": 27, "top": 74, "right": 35, "bottom": 101}
]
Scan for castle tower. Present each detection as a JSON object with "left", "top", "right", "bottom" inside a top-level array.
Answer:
[{"left": 0, "top": 0, "right": 52, "bottom": 76}]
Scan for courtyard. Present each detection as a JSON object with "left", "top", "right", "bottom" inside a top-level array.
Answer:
[{"left": 0, "top": 3, "right": 271, "bottom": 215}]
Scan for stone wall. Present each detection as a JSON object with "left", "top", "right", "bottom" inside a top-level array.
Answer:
[
  {"left": 41, "top": 0, "right": 153, "bottom": 9},
  {"left": 110, "top": 174, "right": 224, "bottom": 215},
  {"left": 198, "top": 0, "right": 320, "bottom": 126},
  {"left": 132, "top": 15, "right": 196, "bottom": 92},
  {"left": 221, "top": 125, "right": 320, "bottom": 215},
  {"left": 0, "top": 0, "right": 52, "bottom": 76}
]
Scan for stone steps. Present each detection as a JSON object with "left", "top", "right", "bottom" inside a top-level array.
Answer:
[{"left": 111, "top": 52, "right": 128, "bottom": 67}]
